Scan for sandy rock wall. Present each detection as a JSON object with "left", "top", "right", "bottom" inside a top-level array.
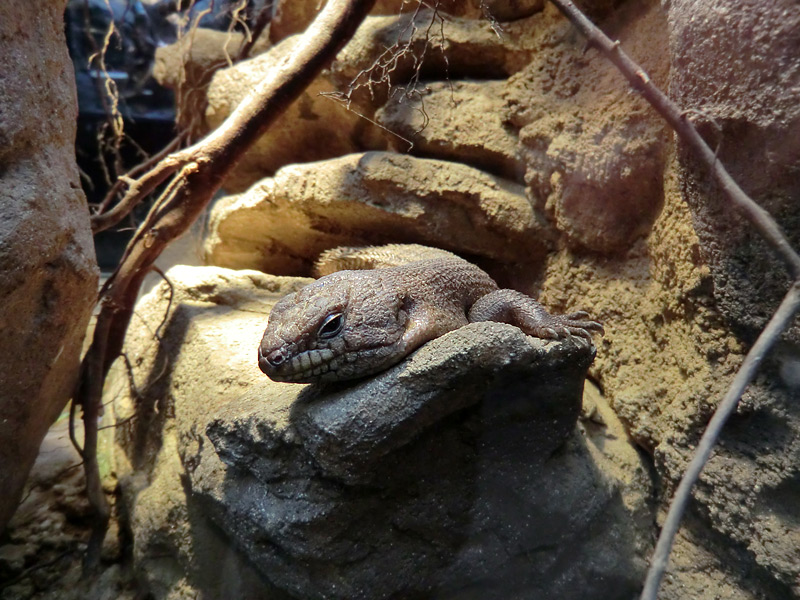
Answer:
[
  {"left": 115, "top": 0, "right": 800, "bottom": 598},
  {"left": 506, "top": 1, "right": 670, "bottom": 253},
  {"left": 664, "top": 1, "right": 800, "bottom": 594},
  {"left": 0, "top": 0, "right": 99, "bottom": 532}
]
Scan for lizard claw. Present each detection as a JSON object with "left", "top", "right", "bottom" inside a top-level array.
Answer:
[
  {"left": 566, "top": 324, "right": 598, "bottom": 343},
  {"left": 564, "top": 318, "right": 604, "bottom": 341},
  {"left": 524, "top": 311, "right": 605, "bottom": 342},
  {"left": 532, "top": 319, "right": 602, "bottom": 342}
]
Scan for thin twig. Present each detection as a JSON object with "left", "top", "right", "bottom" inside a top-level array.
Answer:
[
  {"left": 544, "top": 1, "right": 800, "bottom": 598},
  {"left": 641, "top": 283, "right": 800, "bottom": 599},
  {"left": 92, "top": 129, "right": 189, "bottom": 218}
]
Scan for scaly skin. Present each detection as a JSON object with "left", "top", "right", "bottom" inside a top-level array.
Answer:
[{"left": 258, "top": 256, "right": 602, "bottom": 383}]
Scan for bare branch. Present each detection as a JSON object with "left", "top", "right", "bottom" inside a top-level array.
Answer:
[
  {"left": 90, "top": 152, "right": 186, "bottom": 234},
  {"left": 92, "top": 129, "right": 189, "bottom": 221}
]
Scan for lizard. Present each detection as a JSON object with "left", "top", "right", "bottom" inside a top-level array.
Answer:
[{"left": 258, "top": 246, "right": 603, "bottom": 383}]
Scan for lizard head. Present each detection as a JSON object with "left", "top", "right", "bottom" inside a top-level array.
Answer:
[{"left": 258, "top": 270, "right": 410, "bottom": 383}]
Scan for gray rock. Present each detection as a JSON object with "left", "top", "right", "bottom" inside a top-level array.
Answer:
[{"left": 202, "top": 324, "right": 646, "bottom": 599}]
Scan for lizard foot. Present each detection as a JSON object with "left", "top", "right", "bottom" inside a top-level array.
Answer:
[{"left": 468, "top": 289, "right": 603, "bottom": 342}]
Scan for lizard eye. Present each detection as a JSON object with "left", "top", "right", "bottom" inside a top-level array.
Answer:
[{"left": 318, "top": 312, "right": 344, "bottom": 339}]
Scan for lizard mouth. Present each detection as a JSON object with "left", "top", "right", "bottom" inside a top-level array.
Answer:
[{"left": 258, "top": 345, "right": 337, "bottom": 382}]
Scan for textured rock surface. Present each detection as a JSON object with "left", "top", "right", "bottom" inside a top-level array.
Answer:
[
  {"left": 540, "top": 164, "right": 800, "bottom": 599},
  {"left": 662, "top": 1, "right": 800, "bottom": 594},
  {"left": 506, "top": 0, "right": 670, "bottom": 252},
  {"left": 0, "top": 0, "right": 99, "bottom": 532},
  {"left": 204, "top": 152, "right": 552, "bottom": 275},
  {"left": 107, "top": 265, "right": 651, "bottom": 600},
  {"left": 377, "top": 80, "right": 525, "bottom": 181},
  {"left": 669, "top": 0, "right": 800, "bottom": 338}
]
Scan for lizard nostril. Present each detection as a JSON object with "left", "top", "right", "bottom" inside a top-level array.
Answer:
[
  {"left": 266, "top": 349, "right": 286, "bottom": 366},
  {"left": 258, "top": 345, "right": 287, "bottom": 375}
]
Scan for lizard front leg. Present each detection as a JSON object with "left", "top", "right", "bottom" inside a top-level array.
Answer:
[{"left": 468, "top": 289, "right": 603, "bottom": 342}]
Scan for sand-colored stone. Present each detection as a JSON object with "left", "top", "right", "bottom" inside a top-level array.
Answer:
[
  {"left": 204, "top": 152, "right": 552, "bottom": 276},
  {"left": 193, "top": 9, "right": 550, "bottom": 193},
  {"left": 0, "top": 418, "right": 135, "bottom": 598},
  {"left": 377, "top": 80, "right": 525, "bottom": 181},
  {"left": 536, "top": 148, "right": 800, "bottom": 597}
]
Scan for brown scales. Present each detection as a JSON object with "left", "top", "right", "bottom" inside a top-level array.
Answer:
[{"left": 258, "top": 250, "right": 603, "bottom": 383}]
